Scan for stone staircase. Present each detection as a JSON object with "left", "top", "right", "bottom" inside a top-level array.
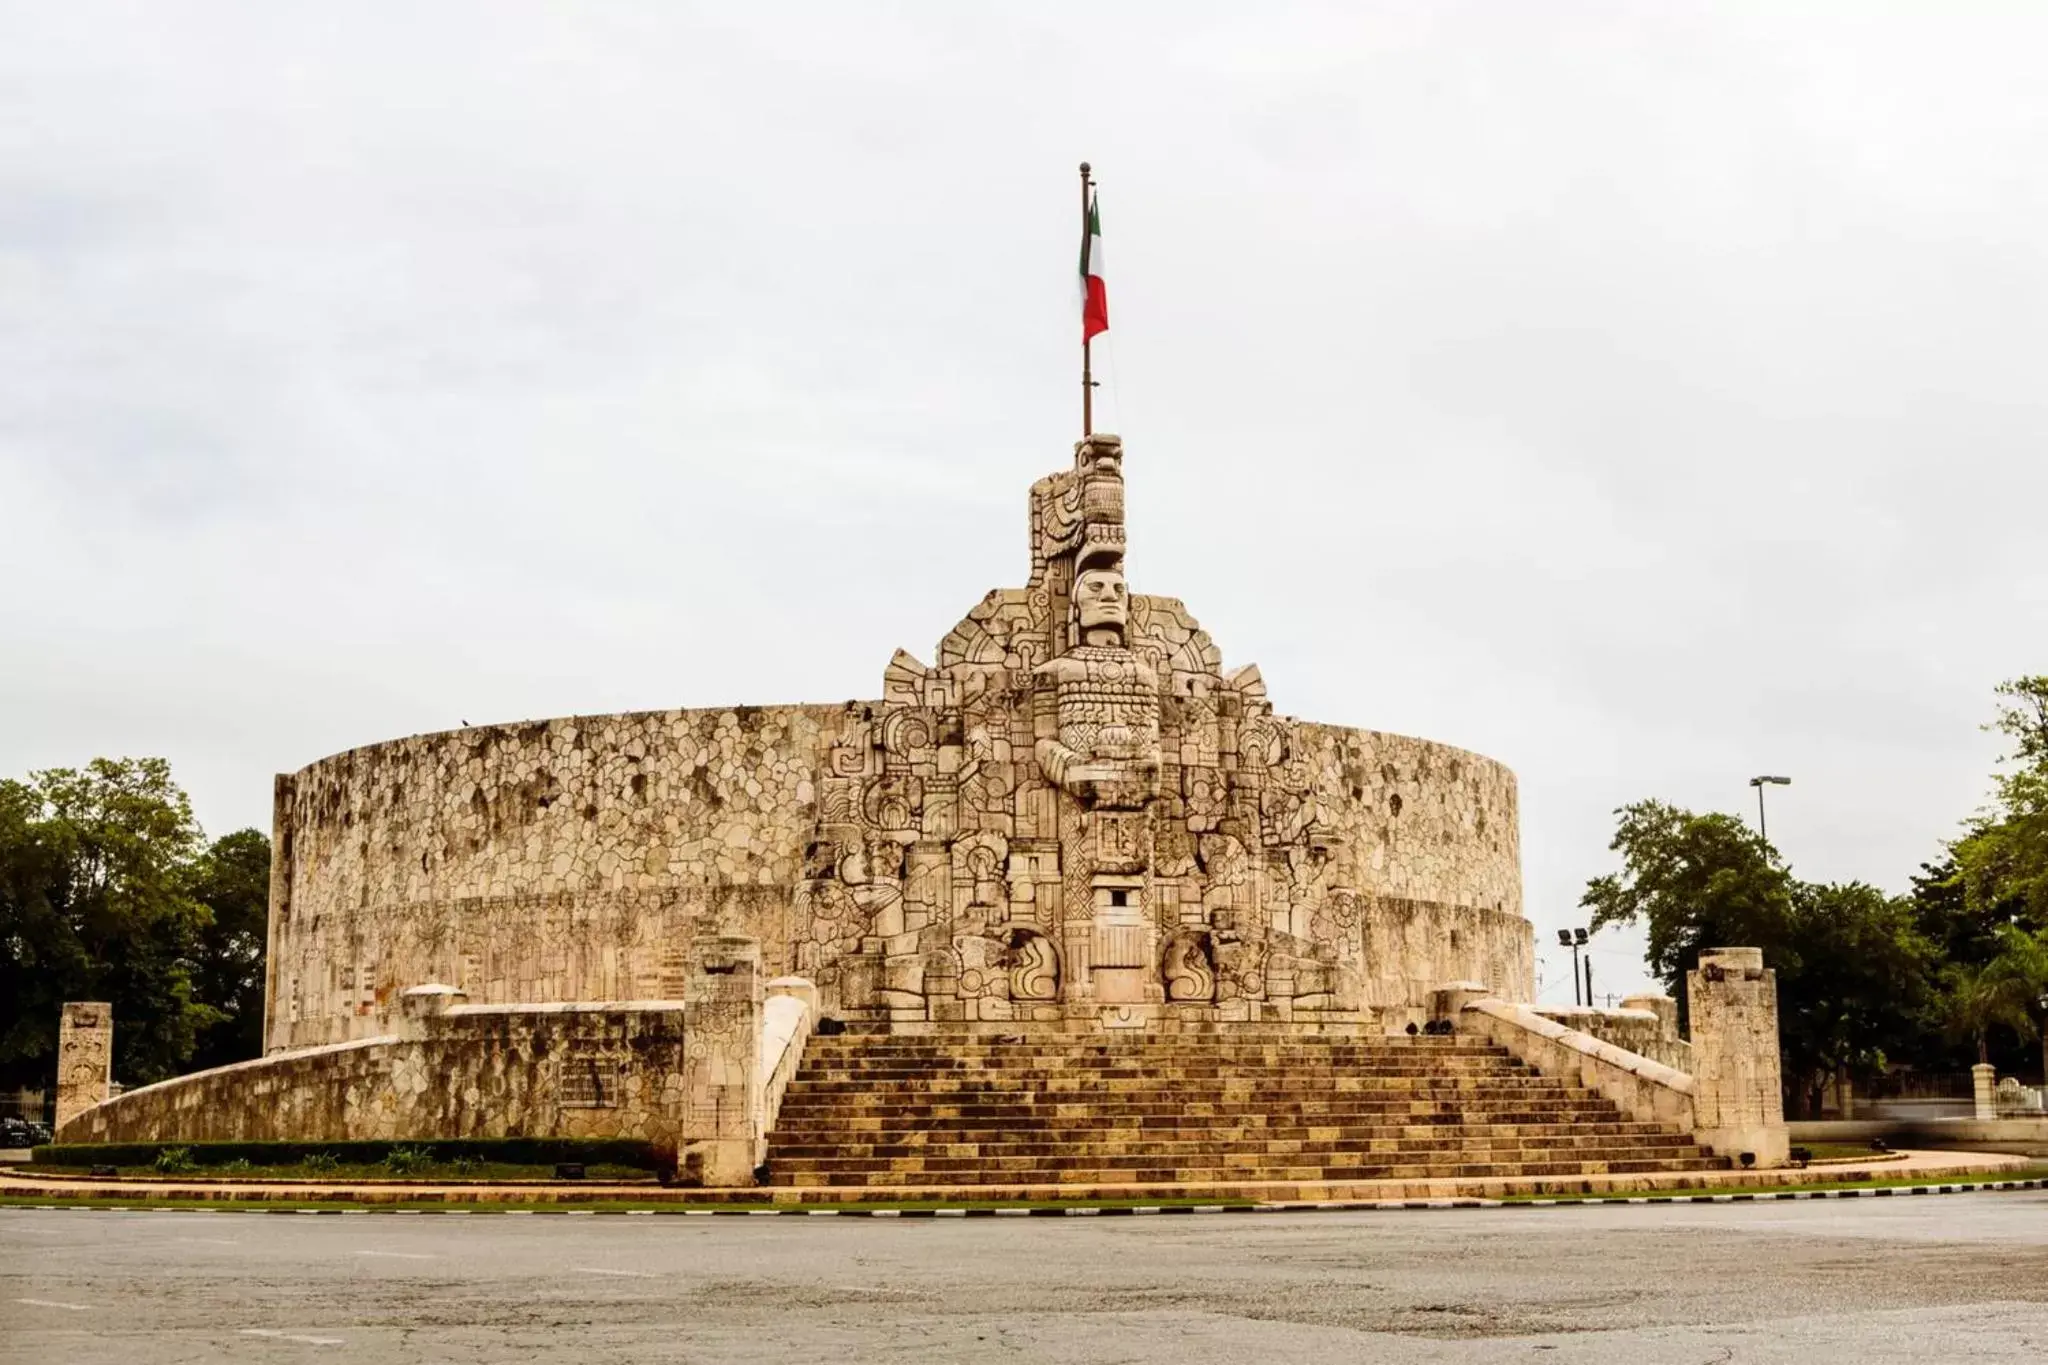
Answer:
[{"left": 766, "top": 1028, "right": 1727, "bottom": 1194}]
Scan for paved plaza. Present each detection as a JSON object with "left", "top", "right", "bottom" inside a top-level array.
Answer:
[{"left": 5, "top": 1193, "right": 2048, "bottom": 1363}]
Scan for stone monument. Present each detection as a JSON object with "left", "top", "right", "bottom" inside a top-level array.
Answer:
[
  {"left": 1686, "top": 947, "right": 1789, "bottom": 1166},
  {"left": 252, "top": 432, "right": 1530, "bottom": 1047},
  {"left": 54, "top": 1001, "right": 112, "bottom": 1131}
]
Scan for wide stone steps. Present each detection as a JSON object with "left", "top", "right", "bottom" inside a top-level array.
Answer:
[
  {"left": 776, "top": 1156, "right": 1720, "bottom": 1188},
  {"left": 779, "top": 1102, "right": 1631, "bottom": 1123},
  {"left": 771, "top": 1133, "right": 1704, "bottom": 1160},
  {"left": 766, "top": 1031, "right": 1726, "bottom": 1191},
  {"left": 771, "top": 1120, "right": 1684, "bottom": 1143}
]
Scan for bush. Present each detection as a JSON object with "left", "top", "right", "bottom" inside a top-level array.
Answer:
[
  {"left": 300, "top": 1151, "right": 340, "bottom": 1174},
  {"left": 447, "top": 1155, "right": 484, "bottom": 1176},
  {"left": 152, "top": 1146, "right": 195, "bottom": 1174},
  {"left": 381, "top": 1146, "right": 432, "bottom": 1176},
  {"left": 218, "top": 1157, "right": 255, "bottom": 1174}
]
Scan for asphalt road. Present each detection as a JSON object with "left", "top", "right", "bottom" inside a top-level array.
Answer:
[{"left": 5, "top": 1195, "right": 2048, "bottom": 1364}]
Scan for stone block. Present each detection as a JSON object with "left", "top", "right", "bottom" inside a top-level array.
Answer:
[
  {"left": 680, "top": 934, "right": 763, "bottom": 1187},
  {"left": 55, "top": 1002, "right": 113, "bottom": 1130},
  {"left": 1686, "top": 947, "right": 1789, "bottom": 1168}
]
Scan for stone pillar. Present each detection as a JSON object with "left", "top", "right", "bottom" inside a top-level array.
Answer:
[
  {"left": 397, "top": 983, "right": 466, "bottom": 1039},
  {"left": 680, "top": 934, "right": 764, "bottom": 1187},
  {"left": 1973, "top": 1062, "right": 1998, "bottom": 1121},
  {"left": 1685, "top": 947, "right": 1790, "bottom": 1168},
  {"left": 55, "top": 1002, "right": 114, "bottom": 1131}
]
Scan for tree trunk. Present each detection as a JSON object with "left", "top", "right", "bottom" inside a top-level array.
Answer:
[{"left": 1978, "top": 1030, "right": 1991, "bottom": 1066}]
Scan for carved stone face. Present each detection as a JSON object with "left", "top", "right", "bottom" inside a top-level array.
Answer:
[{"left": 1074, "top": 568, "right": 1128, "bottom": 632}]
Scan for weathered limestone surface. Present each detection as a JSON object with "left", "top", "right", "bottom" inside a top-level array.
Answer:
[
  {"left": 57, "top": 1003, "right": 690, "bottom": 1149},
  {"left": 264, "top": 435, "right": 1530, "bottom": 1048},
  {"left": 1687, "top": 947, "right": 1790, "bottom": 1167},
  {"left": 678, "top": 935, "right": 762, "bottom": 1186},
  {"left": 1460, "top": 997, "right": 1698, "bottom": 1136},
  {"left": 54, "top": 1002, "right": 113, "bottom": 1131},
  {"left": 1533, "top": 1001, "right": 1694, "bottom": 1073}
]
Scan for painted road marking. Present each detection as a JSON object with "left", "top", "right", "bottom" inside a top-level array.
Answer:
[
  {"left": 352, "top": 1250, "right": 434, "bottom": 1260},
  {"left": 16, "top": 1298, "right": 92, "bottom": 1311},
  {"left": 571, "top": 1267, "right": 659, "bottom": 1278},
  {"left": 240, "top": 1329, "right": 344, "bottom": 1346}
]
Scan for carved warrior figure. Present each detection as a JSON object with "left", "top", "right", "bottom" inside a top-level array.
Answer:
[
  {"left": 798, "top": 432, "right": 1370, "bottom": 1025},
  {"left": 1033, "top": 568, "right": 1160, "bottom": 808}
]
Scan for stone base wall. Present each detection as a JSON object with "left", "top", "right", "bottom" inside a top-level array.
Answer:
[
  {"left": 1533, "top": 1005, "right": 1694, "bottom": 1073},
  {"left": 55, "top": 1003, "right": 690, "bottom": 1150},
  {"left": 1459, "top": 997, "right": 1698, "bottom": 1136},
  {"left": 265, "top": 707, "right": 1529, "bottom": 1048}
]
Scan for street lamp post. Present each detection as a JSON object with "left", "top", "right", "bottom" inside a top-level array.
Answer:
[
  {"left": 1748, "top": 775, "right": 1791, "bottom": 841},
  {"left": 1557, "top": 927, "right": 1589, "bottom": 1007}
]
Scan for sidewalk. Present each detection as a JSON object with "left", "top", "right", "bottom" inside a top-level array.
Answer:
[{"left": 2, "top": 1148, "right": 2032, "bottom": 1207}]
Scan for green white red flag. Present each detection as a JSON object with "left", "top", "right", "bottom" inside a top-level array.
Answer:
[{"left": 1080, "top": 193, "right": 1107, "bottom": 341}]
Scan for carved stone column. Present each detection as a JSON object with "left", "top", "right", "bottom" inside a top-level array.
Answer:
[
  {"left": 680, "top": 935, "right": 763, "bottom": 1186},
  {"left": 55, "top": 1001, "right": 113, "bottom": 1132}
]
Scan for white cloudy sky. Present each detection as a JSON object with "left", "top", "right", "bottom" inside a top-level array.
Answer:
[{"left": 4, "top": 3, "right": 2044, "bottom": 1003}]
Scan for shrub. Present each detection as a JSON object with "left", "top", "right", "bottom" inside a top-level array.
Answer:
[
  {"left": 381, "top": 1145, "right": 433, "bottom": 1176},
  {"left": 300, "top": 1151, "right": 341, "bottom": 1174},
  {"left": 447, "top": 1155, "right": 484, "bottom": 1177},
  {"left": 152, "top": 1146, "right": 195, "bottom": 1174},
  {"left": 218, "top": 1158, "right": 255, "bottom": 1174}
]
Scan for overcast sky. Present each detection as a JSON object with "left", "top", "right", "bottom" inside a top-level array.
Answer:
[{"left": 4, "top": 3, "right": 2043, "bottom": 1003}]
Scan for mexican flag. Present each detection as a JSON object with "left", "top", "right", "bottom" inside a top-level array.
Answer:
[{"left": 1080, "top": 193, "right": 1108, "bottom": 341}]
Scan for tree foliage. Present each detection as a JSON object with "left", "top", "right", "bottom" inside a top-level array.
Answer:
[
  {"left": 1581, "top": 800, "right": 1797, "bottom": 1025},
  {"left": 1586, "top": 677, "right": 2048, "bottom": 1103},
  {"left": 185, "top": 827, "right": 271, "bottom": 1071},
  {"left": 0, "top": 758, "right": 269, "bottom": 1092},
  {"left": 1580, "top": 801, "right": 1934, "bottom": 1109},
  {"left": 1951, "top": 676, "right": 2048, "bottom": 928}
]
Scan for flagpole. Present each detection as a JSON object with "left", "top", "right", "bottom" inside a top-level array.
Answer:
[{"left": 1080, "top": 161, "right": 1094, "bottom": 437}]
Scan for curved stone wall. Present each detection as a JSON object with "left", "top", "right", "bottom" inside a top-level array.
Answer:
[{"left": 265, "top": 704, "right": 1526, "bottom": 1049}]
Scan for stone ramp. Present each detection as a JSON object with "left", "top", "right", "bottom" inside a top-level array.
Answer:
[{"left": 766, "top": 1030, "right": 1730, "bottom": 1190}]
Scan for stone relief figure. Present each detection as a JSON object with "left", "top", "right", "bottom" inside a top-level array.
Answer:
[
  {"left": 780, "top": 431, "right": 1451, "bottom": 1027},
  {"left": 1032, "top": 567, "right": 1161, "bottom": 809},
  {"left": 1162, "top": 931, "right": 1218, "bottom": 1003},
  {"left": 1006, "top": 928, "right": 1060, "bottom": 1001}
]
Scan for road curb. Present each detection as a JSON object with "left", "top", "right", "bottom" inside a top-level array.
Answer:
[{"left": 3, "top": 1178, "right": 2042, "bottom": 1217}]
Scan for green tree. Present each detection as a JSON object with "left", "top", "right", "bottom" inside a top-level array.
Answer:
[
  {"left": 1580, "top": 801, "right": 1937, "bottom": 1115},
  {"left": 185, "top": 827, "right": 272, "bottom": 1071},
  {"left": 1580, "top": 800, "right": 1799, "bottom": 1025},
  {"left": 1941, "top": 923, "right": 2048, "bottom": 1071},
  {"left": 1952, "top": 676, "right": 2048, "bottom": 928},
  {"left": 1778, "top": 880, "right": 1934, "bottom": 1115},
  {"left": 0, "top": 759, "right": 229, "bottom": 1090}
]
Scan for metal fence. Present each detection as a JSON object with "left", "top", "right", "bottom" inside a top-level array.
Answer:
[{"left": 1862, "top": 1070, "right": 1976, "bottom": 1102}]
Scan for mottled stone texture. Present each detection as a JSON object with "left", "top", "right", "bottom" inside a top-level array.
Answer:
[
  {"left": 57, "top": 1004, "right": 690, "bottom": 1150},
  {"left": 1687, "top": 948, "right": 1790, "bottom": 1167},
  {"left": 55, "top": 1002, "right": 112, "bottom": 1130},
  {"left": 263, "top": 435, "right": 1530, "bottom": 1049},
  {"left": 1533, "top": 1002, "right": 1694, "bottom": 1073}
]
